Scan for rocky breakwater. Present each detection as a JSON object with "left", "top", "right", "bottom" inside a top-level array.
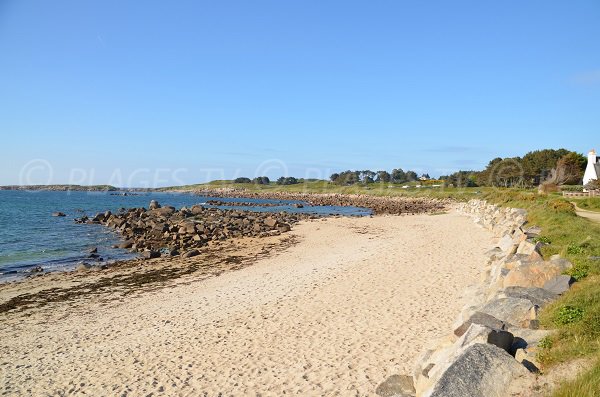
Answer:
[
  {"left": 379, "top": 200, "right": 576, "bottom": 397},
  {"left": 75, "top": 200, "right": 318, "bottom": 259},
  {"left": 192, "top": 189, "right": 448, "bottom": 215}
]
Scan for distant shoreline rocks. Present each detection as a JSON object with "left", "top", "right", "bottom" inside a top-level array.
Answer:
[
  {"left": 0, "top": 185, "right": 118, "bottom": 191},
  {"left": 187, "top": 188, "right": 449, "bottom": 215}
]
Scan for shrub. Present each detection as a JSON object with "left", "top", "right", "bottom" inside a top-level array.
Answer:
[
  {"left": 561, "top": 185, "right": 584, "bottom": 192},
  {"left": 538, "top": 336, "right": 554, "bottom": 349},
  {"left": 252, "top": 176, "right": 270, "bottom": 185},
  {"left": 548, "top": 199, "right": 576, "bottom": 214},
  {"left": 567, "top": 243, "right": 584, "bottom": 255},
  {"left": 567, "top": 263, "right": 590, "bottom": 281},
  {"left": 555, "top": 306, "right": 585, "bottom": 325},
  {"left": 534, "top": 236, "right": 552, "bottom": 244},
  {"left": 234, "top": 177, "right": 251, "bottom": 184},
  {"left": 276, "top": 177, "right": 299, "bottom": 185}
]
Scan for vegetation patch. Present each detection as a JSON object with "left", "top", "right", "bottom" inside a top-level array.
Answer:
[
  {"left": 575, "top": 197, "right": 600, "bottom": 212},
  {"left": 533, "top": 236, "right": 552, "bottom": 244},
  {"left": 555, "top": 306, "right": 585, "bottom": 325}
]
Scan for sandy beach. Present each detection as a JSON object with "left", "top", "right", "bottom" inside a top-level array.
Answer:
[{"left": 0, "top": 212, "right": 493, "bottom": 396}]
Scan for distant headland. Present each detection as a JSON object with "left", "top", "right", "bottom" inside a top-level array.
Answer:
[{"left": 0, "top": 185, "right": 119, "bottom": 191}]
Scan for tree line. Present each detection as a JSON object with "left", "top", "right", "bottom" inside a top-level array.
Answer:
[
  {"left": 231, "top": 148, "right": 592, "bottom": 189},
  {"left": 234, "top": 176, "right": 299, "bottom": 185},
  {"left": 439, "top": 149, "right": 588, "bottom": 188},
  {"left": 330, "top": 169, "right": 428, "bottom": 185}
]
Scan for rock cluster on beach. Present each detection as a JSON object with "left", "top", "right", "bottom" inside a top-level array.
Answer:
[
  {"left": 191, "top": 189, "right": 448, "bottom": 215},
  {"left": 388, "top": 200, "right": 577, "bottom": 397},
  {"left": 75, "top": 201, "right": 317, "bottom": 258},
  {"left": 71, "top": 193, "right": 449, "bottom": 262}
]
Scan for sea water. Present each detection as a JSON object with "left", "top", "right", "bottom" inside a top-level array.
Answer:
[{"left": 0, "top": 190, "right": 370, "bottom": 279}]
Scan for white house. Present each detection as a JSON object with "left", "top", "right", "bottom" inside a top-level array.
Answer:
[{"left": 583, "top": 149, "right": 600, "bottom": 186}]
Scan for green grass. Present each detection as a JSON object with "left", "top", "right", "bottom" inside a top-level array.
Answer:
[
  {"left": 573, "top": 197, "right": 600, "bottom": 212},
  {"left": 165, "top": 181, "right": 600, "bottom": 395},
  {"left": 538, "top": 277, "right": 600, "bottom": 365},
  {"left": 161, "top": 179, "right": 495, "bottom": 201}
]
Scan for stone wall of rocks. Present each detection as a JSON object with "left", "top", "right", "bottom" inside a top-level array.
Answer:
[{"left": 390, "top": 200, "right": 575, "bottom": 397}]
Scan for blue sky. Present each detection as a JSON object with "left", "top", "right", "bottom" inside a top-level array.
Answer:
[{"left": 1, "top": 0, "right": 599, "bottom": 187}]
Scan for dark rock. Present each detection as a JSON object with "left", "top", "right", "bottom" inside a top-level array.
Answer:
[
  {"left": 479, "top": 298, "right": 536, "bottom": 328},
  {"left": 454, "top": 312, "right": 509, "bottom": 337},
  {"left": 182, "top": 249, "right": 200, "bottom": 258},
  {"left": 428, "top": 344, "right": 531, "bottom": 397},
  {"left": 29, "top": 266, "right": 44, "bottom": 273},
  {"left": 487, "top": 329, "right": 515, "bottom": 353},
  {"left": 88, "top": 247, "right": 98, "bottom": 254},
  {"left": 52, "top": 212, "right": 66, "bottom": 217},
  {"left": 457, "top": 324, "right": 514, "bottom": 354},
  {"left": 375, "top": 374, "right": 415, "bottom": 397},
  {"left": 141, "top": 250, "right": 160, "bottom": 259},
  {"left": 543, "top": 275, "right": 575, "bottom": 295},
  {"left": 502, "top": 286, "right": 559, "bottom": 308},
  {"left": 277, "top": 223, "right": 291, "bottom": 233},
  {"left": 92, "top": 213, "right": 105, "bottom": 222},
  {"left": 149, "top": 200, "right": 161, "bottom": 210}
]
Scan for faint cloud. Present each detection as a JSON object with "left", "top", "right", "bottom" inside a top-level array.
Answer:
[{"left": 571, "top": 70, "right": 600, "bottom": 86}]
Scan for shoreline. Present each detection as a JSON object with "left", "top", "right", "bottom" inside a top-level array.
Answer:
[
  {"left": 0, "top": 193, "right": 447, "bottom": 281},
  {"left": 0, "top": 211, "right": 493, "bottom": 395},
  {"left": 0, "top": 230, "right": 298, "bottom": 314},
  {"left": 0, "top": 192, "right": 371, "bottom": 281},
  {"left": 166, "top": 187, "right": 451, "bottom": 215}
]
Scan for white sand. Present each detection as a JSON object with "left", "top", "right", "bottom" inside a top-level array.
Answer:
[{"left": 0, "top": 212, "right": 492, "bottom": 396}]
